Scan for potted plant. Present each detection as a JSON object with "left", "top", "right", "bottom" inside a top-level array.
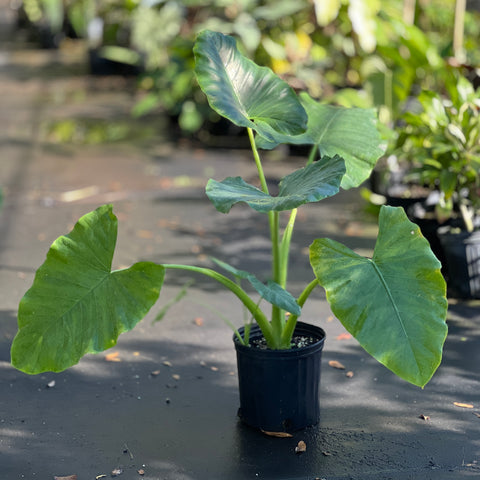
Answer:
[
  {"left": 394, "top": 74, "right": 480, "bottom": 298},
  {"left": 11, "top": 31, "right": 448, "bottom": 432},
  {"left": 16, "top": 0, "right": 65, "bottom": 48}
]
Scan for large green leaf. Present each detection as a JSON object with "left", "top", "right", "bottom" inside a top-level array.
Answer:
[
  {"left": 193, "top": 30, "right": 307, "bottom": 142},
  {"left": 309, "top": 205, "right": 448, "bottom": 387},
  {"left": 11, "top": 205, "right": 165, "bottom": 374},
  {"left": 256, "top": 93, "right": 385, "bottom": 189},
  {"left": 211, "top": 258, "right": 301, "bottom": 315},
  {"left": 206, "top": 154, "right": 346, "bottom": 213}
]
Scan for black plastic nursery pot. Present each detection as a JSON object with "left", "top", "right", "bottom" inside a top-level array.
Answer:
[
  {"left": 438, "top": 228, "right": 480, "bottom": 299},
  {"left": 234, "top": 322, "right": 326, "bottom": 432}
]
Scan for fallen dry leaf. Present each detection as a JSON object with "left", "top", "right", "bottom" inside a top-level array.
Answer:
[
  {"left": 474, "top": 413, "right": 480, "bottom": 418},
  {"left": 194, "top": 317, "right": 204, "bottom": 326},
  {"left": 172, "top": 374, "right": 180, "bottom": 380},
  {"left": 328, "top": 360, "right": 346, "bottom": 370},
  {"left": 159, "top": 178, "right": 173, "bottom": 189},
  {"left": 261, "top": 430, "right": 293, "bottom": 438},
  {"left": 454, "top": 402, "right": 474, "bottom": 409},
  {"left": 54, "top": 476, "right": 77, "bottom": 480},
  {"left": 95, "top": 475, "right": 107, "bottom": 480},
  {"left": 105, "top": 352, "right": 121, "bottom": 362},
  {"left": 322, "top": 451, "right": 332, "bottom": 456},
  {"left": 163, "top": 360, "right": 172, "bottom": 367},
  {"left": 210, "top": 366, "right": 219, "bottom": 372},
  {"left": 136, "top": 229, "right": 154, "bottom": 239},
  {"left": 345, "top": 222, "right": 364, "bottom": 237},
  {"left": 419, "top": 414, "right": 430, "bottom": 420},
  {"left": 138, "top": 469, "right": 145, "bottom": 475},
  {"left": 345, "top": 371, "right": 354, "bottom": 378},
  {"left": 295, "top": 440, "right": 307, "bottom": 453},
  {"left": 150, "top": 370, "right": 161, "bottom": 377},
  {"left": 336, "top": 332, "right": 352, "bottom": 340}
]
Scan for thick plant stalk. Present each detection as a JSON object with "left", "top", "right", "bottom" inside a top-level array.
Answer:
[
  {"left": 247, "top": 128, "right": 283, "bottom": 344},
  {"left": 279, "top": 208, "right": 298, "bottom": 289},
  {"left": 281, "top": 278, "right": 319, "bottom": 347}
]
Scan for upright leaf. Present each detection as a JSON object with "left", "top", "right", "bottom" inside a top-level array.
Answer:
[
  {"left": 256, "top": 93, "right": 385, "bottom": 188},
  {"left": 310, "top": 206, "right": 448, "bottom": 387},
  {"left": 194, "top": 30, "right": 307, "bottom": 142},
  {"left": 11, "top": 205, "right": 165, "bottom": 374},
  {"left": 206, "top": 155, "right": 346, "bottom": 213}
]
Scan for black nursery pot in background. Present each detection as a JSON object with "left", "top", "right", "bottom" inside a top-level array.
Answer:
[
  {"left": 438, "top": 228, "right": 480, "bottom": 299},
  {"left": 234, "top": 322, "right": 326, "bottom": 432}
]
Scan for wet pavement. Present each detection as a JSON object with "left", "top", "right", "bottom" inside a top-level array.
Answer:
[{"left": 1, "top": 7, "right": 480, "bottom": 480}]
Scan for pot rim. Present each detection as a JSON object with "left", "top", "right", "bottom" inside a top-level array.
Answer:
[{"left": 233, "top": 321, "right": 326, "bottom": 359}]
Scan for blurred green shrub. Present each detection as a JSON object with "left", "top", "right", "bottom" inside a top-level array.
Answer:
[
  {"left": 394, "top": 74, "right": 480, "bottom": 229},
  {"left": 17, "top": 0, "right": 480, "bottom": 138}
]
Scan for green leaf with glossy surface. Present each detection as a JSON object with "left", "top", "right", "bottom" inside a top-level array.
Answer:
[
  {"left": 193, "top": 30, "right": 307, "bottom": 142},
  {"left": 310, "top": 205, "right": 448, "bottom": 387},
  {"left": 206, "top": 154, "right": 346, "bottom": 213},
  {"left": 256, "top": 93, "right": 385, "bottom": 188},
  {"left": 11, "top": 205, "right": 165, "bottom": 374},
  {"left": 211, "top": 258, "right": 301, "bottom": 315}
]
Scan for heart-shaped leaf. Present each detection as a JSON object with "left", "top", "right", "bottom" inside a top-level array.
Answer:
[
  {"left": 256, "top": 93, "right": 385, "bottom": 188},
  {"left": 211, "top": 258, "right": 301, "bottom": 315},
  {"left": 194, "top": 30, "right": 307, "bottom": 141},
  {"left": 206, "top": 154, "right": 346, "bottom": 213},
  {"left": 310, "top": 205, "right": 448, "bottom": 387},
  {"left": 11, "top": 205, "right": 165, "bottom": 374}
]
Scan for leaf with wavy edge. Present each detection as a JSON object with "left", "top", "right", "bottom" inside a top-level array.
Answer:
[
  {"left": 11, "top": 205, "right": 165, "bottom": 374},
  {"left": 256, "top": 93, "right": 385, "bottom": 188},
  {"left": 206, "top": 154, "right": 346, "bottom": 213},
  {"left": 310, "top": 205, "right": 448, "bottom": 387},
  {"left": 194, "top": 30, "right": 307, "bottom": 142}
]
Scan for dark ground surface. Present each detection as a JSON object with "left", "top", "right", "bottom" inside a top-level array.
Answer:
[{"left": 1, "top": 6, "right": 480, "bottom": 480}]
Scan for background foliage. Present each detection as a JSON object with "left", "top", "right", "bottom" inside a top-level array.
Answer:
[{"left": 17, "top": 0, "right": 480, "bottom": 134}]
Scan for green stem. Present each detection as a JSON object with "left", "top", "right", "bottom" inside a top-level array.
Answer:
[
  {"left": 247, "top": 127, "right": 283, "bottom": 345},
  {"left": 281, "top": 278, "right": 319, "bottom": 347},
  {"left": 247, "top": 128, "right": 269, "bottom": 194},
  {"left": 306, "top": 144, "right": 318, "bottom": 166},
  {"left": 163, "top": 264, "right": 273, "bottom": 343},
  {"left": 279, "top": 208, "right": 298, "bottom": 288},
  {"left": 270, "top": 210, "right": 283, "bottom": 339}
]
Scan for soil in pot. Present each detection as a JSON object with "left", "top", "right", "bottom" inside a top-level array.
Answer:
[{"left": 234, "top": 322, "right": 326, "bottom": 433}]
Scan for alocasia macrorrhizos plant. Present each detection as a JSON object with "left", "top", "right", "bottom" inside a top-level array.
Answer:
[{"left": 11, "top": 30, "right": 448, "bottom": 388}]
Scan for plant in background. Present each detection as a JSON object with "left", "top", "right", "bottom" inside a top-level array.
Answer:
[
  {"left": 395, "top": 74, "right": 480, "bottom": 231},
  {"left": 11, "top": 31, "right": 448, "bottom": 389},
  {"left": 130, "top": 0, "right": 313, "bottom": 133},
  {"left": 17, "top": 0, "right": 65, "bottom": 47}
]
